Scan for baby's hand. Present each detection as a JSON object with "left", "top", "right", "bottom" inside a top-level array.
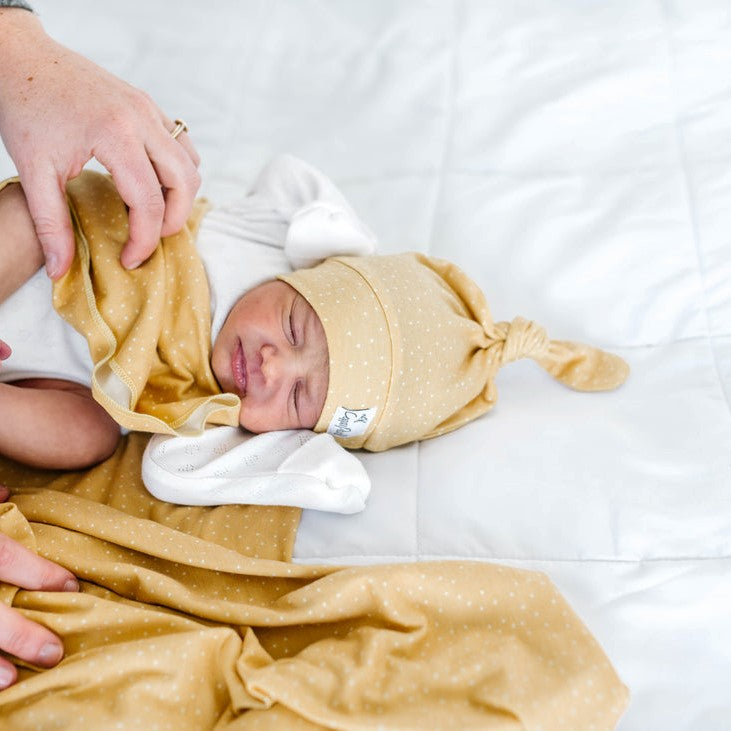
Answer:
[{"left": 0, "top": 338, "right": 10, "bottom": 367}]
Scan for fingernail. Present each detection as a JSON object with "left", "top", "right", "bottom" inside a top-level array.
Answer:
[
  {"left": 45, "top": 253, "right": 60, "bottom": 278},
  {"left": 38, "top": 642, "right": 63, "bottom": 666},
  {"left": 63, "top": 578, "right": 80, "bottom": 592},
  {"left": 0, "top": 666, "right": 15, "bottom": 689}
]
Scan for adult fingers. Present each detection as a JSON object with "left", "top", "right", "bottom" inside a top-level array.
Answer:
[
  {"left": 158, "top": 158, "right": 201, "bottom": 238},
  {"left": 0, "top": 654, "right": 18, "bottom": 690},
  {"left": 96, "top": 141, "right": 166, "bottom": 270},
  {"left": 17, "top": 168, "right": 76, "bottom": 280},
  {"left": 97, "top": 123, "right": 199, "bottom": 267},
  {"left": 0, "top": 601, "right": 64, "bottom": 675},
  {"left": 169, "top": 122, "right": 201, "bottom": 168},
  {"left": 158, "top": 113, "right": 201, "bottom": 169},
  {"left": 150, "top": 121, "right": 201, "bottom": 238},
  {"left": 0, "top": 531, "right": 79, "bottom": 593},
  {"left": 0, "top": 340, "right": 10, "bottom": 361},
  {"left": 0, "top": 491, "right": 77, "bottom": 683}
]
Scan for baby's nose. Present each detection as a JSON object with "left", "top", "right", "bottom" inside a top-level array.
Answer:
[{"left": 260, "top": 343, "right": 293, "bottom": 385}]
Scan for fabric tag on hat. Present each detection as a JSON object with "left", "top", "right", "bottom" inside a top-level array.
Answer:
[{"left": 327, "top": 406, "right": 377, "bottom": 438}]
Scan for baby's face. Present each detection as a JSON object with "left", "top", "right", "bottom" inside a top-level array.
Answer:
[{"left": 211, "top": 280, "right": 329, "bottom": 432}]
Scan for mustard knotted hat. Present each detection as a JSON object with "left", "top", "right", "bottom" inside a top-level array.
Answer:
[{"left": 279, "top": 253, "right": 629, "bottom": 452}]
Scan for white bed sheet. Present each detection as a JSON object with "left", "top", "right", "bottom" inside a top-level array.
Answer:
[{"left": 3, "top": 2, "right": 730, "bottom": 729}]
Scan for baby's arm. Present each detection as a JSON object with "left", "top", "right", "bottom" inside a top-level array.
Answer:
[
  {"left": 0, "top": 181, "right": 44, "bottom": 361},
  {"left": 0, "top": 180, "right": 44, "bottom": 304},
  {"left": 0, "top": 378, "right": 120, "bottom": 469},
  {"left": 0, "top": 181, "right": 117, "bottom": 470},
  {"left": 0, "top": 182, "right": 121, "bottom": 469}
]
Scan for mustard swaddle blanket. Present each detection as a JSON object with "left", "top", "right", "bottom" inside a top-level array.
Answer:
[
  {"left": 0, "top": 438, "right": 628, "bottom": 729},
  {"left": 54, "top": 170, "right": 241, "bottom": 435}
]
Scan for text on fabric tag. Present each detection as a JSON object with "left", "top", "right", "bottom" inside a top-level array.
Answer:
[{"left": 327, "top": 406, "right": 377, "bottom": 438}]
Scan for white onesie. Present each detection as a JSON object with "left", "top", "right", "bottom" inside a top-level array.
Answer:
[{"left": 0, "top": 155, "right": 376, "bottom": 513}]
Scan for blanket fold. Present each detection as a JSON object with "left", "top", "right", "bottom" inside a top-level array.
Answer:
[
  {"left": 0, "top": 438, "right": 627, "bottom": 729},
  {"left": 54, "top": 170, "right": 241, "bottom": 436}
]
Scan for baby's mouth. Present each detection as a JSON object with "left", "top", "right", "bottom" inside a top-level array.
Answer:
[{"left": 231, "top": 339, "right": 247, "bottom": 396}]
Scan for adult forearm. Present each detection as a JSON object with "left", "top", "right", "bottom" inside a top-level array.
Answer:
[
  {"left": 0, "top": 5, "right": 41, "bottom": 77},
  {"left": 0, "top": 2, "right": 32, "bottom": 11}
]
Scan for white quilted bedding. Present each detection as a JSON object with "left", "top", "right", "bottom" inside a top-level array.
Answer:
[{"left": 3, "top": 2, "right": 730, "bottom": 728}]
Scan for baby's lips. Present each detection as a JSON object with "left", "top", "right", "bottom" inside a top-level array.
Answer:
[{"left": 231, "top": 339, "right": 248, "bottom": 396}]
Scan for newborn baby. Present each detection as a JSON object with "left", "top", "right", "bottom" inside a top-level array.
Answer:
[
  {"left": 0, "top": 155, "right": 629, "bottom": 474},
  {"left": 0, "top": 155, "right": 373, "bottom": 469}
]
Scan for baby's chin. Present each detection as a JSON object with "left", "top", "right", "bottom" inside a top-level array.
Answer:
[
  {"left": 238, "top": 419, "right": 264, "bottom": 434},
  {"left": 237, "top": 404, "right": 281, "bottom": 434},
  {"left": 237, "top": 405, "right": 262, "bottom": 433}
]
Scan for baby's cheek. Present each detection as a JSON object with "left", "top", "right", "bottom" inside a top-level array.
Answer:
[
  {"left": 237, "top": 401, "right": 268, "bottom": 434},
  {"left": 238, "top": 399, "right": 256, "bottom": 431},
  {"left": 209, "top": 342, "right": 224, "bottom": 385}
]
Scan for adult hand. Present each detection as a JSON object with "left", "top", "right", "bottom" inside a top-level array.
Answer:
[
  {"left": 0, "top": 8, "right": 201, "bottom": 278},
  {"left": 0, "top": 485, "right": 80, "bottom": 689}
]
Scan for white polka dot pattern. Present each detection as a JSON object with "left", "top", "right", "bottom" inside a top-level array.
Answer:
[
  {"left": 283, "top": 253, "right": 630, "bottom": 452},
  {"left": 53, "top": 171, "right": 241, "bottom": 437},
  {"left": 0, "top": 438, "right": 628, "bottom": 729}
]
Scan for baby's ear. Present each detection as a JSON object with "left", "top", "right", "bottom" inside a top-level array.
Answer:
[{"left": 285, "top": 201, "right": 378, "bottom": 269}]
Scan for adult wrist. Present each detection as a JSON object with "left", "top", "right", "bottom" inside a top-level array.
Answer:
[
  {"left": 0, "top": 4, "right": 41, "bottom": 46},
  {"left": 0, "top": 7, "right": 47, "bottom": 117}
]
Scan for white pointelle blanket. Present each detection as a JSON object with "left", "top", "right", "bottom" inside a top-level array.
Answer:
[{"left": 143, "top": 428, "right": 370, "bottom": 514}]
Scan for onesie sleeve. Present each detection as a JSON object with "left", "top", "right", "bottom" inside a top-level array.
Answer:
[{"left": 249, "top": 154, "right": 378, "bottom": 269}]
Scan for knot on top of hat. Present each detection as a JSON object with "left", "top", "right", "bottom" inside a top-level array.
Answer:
[
  {"left": 490, "top": 316, "right": 630, "bottom": 393},
  {"left": 492, "top": 317, "right": 549, "bottom": 367}
]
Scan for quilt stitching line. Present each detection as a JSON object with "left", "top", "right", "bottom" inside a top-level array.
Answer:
[
  {"left": 659, "top": 0, "right": 731, "bottom": 415},
  {"left": 415, "top": 439, "right": 423, "bottom": 560},
  {"left": 294, "top": 553, "right": 731, "bottom": 565},
  {"left": 425, "top": 0, "right": 459, "bottom": 260}
]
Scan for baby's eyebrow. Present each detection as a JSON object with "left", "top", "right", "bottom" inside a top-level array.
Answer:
[
  {"left": 302, "top": 380, "right": 322, "bottom": 429},
  {"left": 307, "top": 312, "right": 329, "bottom": 429},
  {"left": 297, "top": 295, "right": 317, "bottom": 342},
  {"left": 285, "top": 294, "right": 301, "bottom": 347},
  {"left": 293, "top": 295, "right": 313, "bottom": 426},
  {"left": 287, "top": 294, "right": 326, "bottom": 427},
  {"left": 293, "top": 294, "right": 306, "bottom": 327}
]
